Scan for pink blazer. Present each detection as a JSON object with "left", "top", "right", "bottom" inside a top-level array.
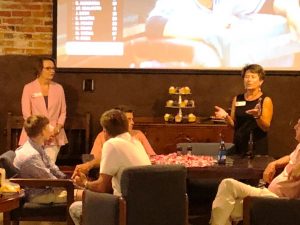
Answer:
[{"left": 19, "top": 79, "right": 68, "bottom": 146}]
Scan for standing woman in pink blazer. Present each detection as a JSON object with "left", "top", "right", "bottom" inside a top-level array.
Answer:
[{"left": 19, "top": 57, "right": 68, "bottom": 164}]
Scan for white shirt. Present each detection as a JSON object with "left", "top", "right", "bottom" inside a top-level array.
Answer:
[
  {"left": 268, "top": 144, "right": 300, "bottom": 198},
  {"left": 100, "top": 132, "right": 151, "bottom": 196}
]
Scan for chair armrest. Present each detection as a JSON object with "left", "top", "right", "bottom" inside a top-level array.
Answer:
[
  {"left": 82, "top": 190, "right": 119, "bottom": 225},
  {"left": 244, "top": 196, "right": 300, "bottom": 225},
  {"left": 9, "top": 178, "right": 74, "bottom": 206},
  {"left": 9, "top": 178, "right": 74, "bottom": 188}
]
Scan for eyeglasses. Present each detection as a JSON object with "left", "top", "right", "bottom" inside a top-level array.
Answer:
[{"left": 43, "top": 67, "right": 55, "bottom": 71}]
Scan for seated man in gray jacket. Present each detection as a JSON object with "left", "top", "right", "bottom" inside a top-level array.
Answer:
[{"left": 13, "top": 115, "right": 67, "bottom": 203}]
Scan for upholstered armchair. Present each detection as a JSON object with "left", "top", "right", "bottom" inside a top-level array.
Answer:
[
  {"left": 82, "top": 164, "right": 188, "bottom": 225},
  {"left": 0, "top": 150, "right": 74, "bottom": 225},
  {"left": 243, "top": 196, "right": 300, "bottom": 225}
]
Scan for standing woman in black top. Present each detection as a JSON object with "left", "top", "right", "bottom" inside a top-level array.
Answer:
[{"left": 214, "top": 64, "right": 273, "bottom": 155}]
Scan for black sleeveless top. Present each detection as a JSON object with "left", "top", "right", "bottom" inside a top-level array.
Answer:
[{"left": 233, "top": 94, "right": 268, "bottom": 155}]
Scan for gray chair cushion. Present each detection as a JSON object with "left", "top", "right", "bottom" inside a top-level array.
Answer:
[
  {"left": 244, "top": 196, "right": 300, "bottom": 225},
  {"left": 82, "top": 191, "right": 119, "bottom": 225},
  {"left": 0, "top": 150, "right": 19, "bottom": 178},
  {"left": 121, "top": 164, "right": 187, "bottom": 225}
]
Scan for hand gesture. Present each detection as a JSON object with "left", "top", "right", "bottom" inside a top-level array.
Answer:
[
  {"left": 263, "top": 162, "right": 276, "bottom": 184},
  {"left": 53, "top": 126, "right": 61, "bottom": 136},
  {"left": 214, "top": 106, "right": 228, "bottom": 119},
  {"left": 72, "top": 171, "right": 88, "bottom": 188},
  {"left": 71, "top": 163, "right": 91, "bottom": 179},
  {"left": 246, "top": 98, "right": 262, "bottom": 118}
]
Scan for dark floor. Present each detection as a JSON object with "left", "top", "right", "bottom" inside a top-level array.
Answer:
[
  {"left": 189, "top": 203, "right": 211, "bottom": 225},
  {"left": 187, "top": 177, "right": 221, "bottom": 225},
  {"left": 0, "top": 213, "right": 66, "bottom": 225}
]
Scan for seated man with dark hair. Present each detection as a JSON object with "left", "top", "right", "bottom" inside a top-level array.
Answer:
[
  {"left": 13, "top": 115, "right": 67, "bottom": 204},
  {"left": 72, "top": 105, "right": 155, "bottom": 178},
  {"left": 69, "top": 109, "right": 151, "bottom": 225},
  {"left": 210, "top": 118, "right": 300, "bottom": 225}
]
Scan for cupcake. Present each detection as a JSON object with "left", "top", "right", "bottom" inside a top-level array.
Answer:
[
  {"left": 188, "top": 113, "right": 196, "bottom": 122},
  {"left": 169, "top": 86, "right": 176, "bottom": 94},
  {"left": 175, "top": 114, "right": 182, "bottom": 123},
  {"left": 166, "top": 100, "right": 174, "bottom": 107},
  {"left": 187, "top": 100, "right": 195, "bottom": 107},
  {"left": 184, "top": 86, "right": 191, "bottom": 94}
]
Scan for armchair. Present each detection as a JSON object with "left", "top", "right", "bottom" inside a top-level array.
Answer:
[
  {"left": 82, "top": 164, "right": 188, "bottom": 225},
  {"left": 0, "top": 150, "right": 74, "bottom": 225},
  {"left": 243, "top": 196, "right": 300, "bottom": 225}
]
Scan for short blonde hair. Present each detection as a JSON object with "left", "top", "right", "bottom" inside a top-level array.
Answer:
[{"left": 24, "top": 115, "right": 49, "bottom": 138}]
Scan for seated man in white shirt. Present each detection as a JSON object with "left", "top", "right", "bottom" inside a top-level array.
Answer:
[
  {"left": 72, "top": 105, "right": 156, "bottom": 179},
  {"left": 69, "top": 109, "right": 151, "bottom": 225}
]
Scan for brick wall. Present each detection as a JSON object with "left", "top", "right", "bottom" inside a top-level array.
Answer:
[{"left": 0, "top": 0, "right": 53, "bottom": 55}]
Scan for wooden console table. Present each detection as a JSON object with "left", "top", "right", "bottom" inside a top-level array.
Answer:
[{"left": 134, "top": 117, "right": 234, "bottom": 155}]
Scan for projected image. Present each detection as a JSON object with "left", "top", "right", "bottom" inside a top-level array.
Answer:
[{"left": 56, "top": 0, "right": 300, "bottom": 70}]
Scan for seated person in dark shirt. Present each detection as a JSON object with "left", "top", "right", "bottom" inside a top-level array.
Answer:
[{"left": 13, "top": 115, "right": 67, "bottom": 204}]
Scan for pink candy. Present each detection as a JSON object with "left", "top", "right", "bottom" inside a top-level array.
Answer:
[{"left": 150, "top": 153, "right": 216, "bottom": 167}]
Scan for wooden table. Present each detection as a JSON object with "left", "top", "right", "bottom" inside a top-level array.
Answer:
[
  {"left": 134, "top": 117, "right": 234, "bottom": 155},
  {"left": 187, "top": 155, "right": 274, "bottom": 181},
  {"left": 0, "top": 190, "right": 24, "bottom": 213}
]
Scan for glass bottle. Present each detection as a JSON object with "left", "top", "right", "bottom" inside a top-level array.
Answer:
[
  {"left": 176, "top": 145, "right": 183, "bottom": 156},
  {"left": 187, "top": 145, "right": 193, "bottom": 155},
  {"left": 217, "top": 134, "right": 227, "bottom": 164},
  {"left": 247, "top": 131, "right": 254, "bottom": 159}
]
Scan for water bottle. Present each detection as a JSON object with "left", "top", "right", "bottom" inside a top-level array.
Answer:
[
  {"left": 176, "top": 145, "right": 183, "bottom": 156},
  {"left": 217, "top": 134, "right": 227, "bottom": 164},
  {"left": 187, "top": 145, "right": 193, "bottom": 155},
  {"left": 246, "top": 131, "right": 254, "bottom": 159}
]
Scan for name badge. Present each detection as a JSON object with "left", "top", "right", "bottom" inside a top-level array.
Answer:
[
  {"left": 236, "top": 101, "right": 246, "bottom": 107},
  {"left": 31, "top": 92, "right": 43, "bottom": 98}
]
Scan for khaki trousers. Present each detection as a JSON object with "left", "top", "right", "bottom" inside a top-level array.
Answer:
[{"left": 210, "top": 178, "right": 278, "bottom": 225}]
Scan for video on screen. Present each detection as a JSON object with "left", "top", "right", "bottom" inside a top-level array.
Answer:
[{"left": 55, "top": 0, "right": 300, "bottom": 70}]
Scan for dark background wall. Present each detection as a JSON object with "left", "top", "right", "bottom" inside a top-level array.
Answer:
[{"left": 0, "top": 55, "right": 299, "bottom": 158}]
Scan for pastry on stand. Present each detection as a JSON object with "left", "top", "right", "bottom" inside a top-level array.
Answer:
[{"left": 165, "top": 86, "right": 196, "bottom": 123}]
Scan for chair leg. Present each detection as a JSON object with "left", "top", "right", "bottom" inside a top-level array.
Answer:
[{"left": 3, "top": 212, "right": 12, "bottom": 225}]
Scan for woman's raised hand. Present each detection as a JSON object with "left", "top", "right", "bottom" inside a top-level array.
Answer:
[{"left": 214, "top": 106, "right": 228, "bottom": 119}]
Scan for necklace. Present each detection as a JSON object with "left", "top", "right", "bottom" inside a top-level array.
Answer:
[{"left": 245, "top": 90, "right": 262, "bottom": 101}]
